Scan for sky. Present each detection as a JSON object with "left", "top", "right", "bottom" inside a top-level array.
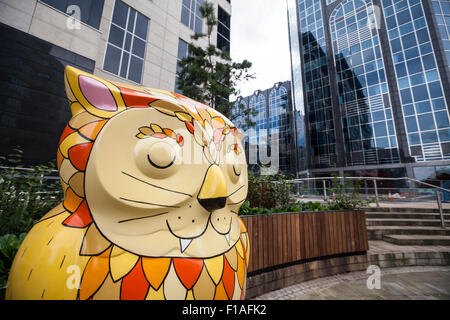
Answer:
[{"left": 230, "top": 0, "right": 292, "bottom": 99}]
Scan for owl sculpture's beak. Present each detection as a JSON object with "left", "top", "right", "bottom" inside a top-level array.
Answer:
[{"left": 197, "top": 165, "right": 227, "bottom": 212}]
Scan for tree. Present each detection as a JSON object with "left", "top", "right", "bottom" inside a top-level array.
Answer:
[{"left": 176, "top": 1, "right": 257, "bottom": 129}]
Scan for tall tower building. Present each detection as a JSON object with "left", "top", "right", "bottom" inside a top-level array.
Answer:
[
  {"left": 0, "top": 0, "right": 231, "bottom": 164},
  {"left": 233, "top": 81, "right": 297, "bottom": 176},
  {"left": 288, "top": 0, "right": 450, "bottom": 185}
]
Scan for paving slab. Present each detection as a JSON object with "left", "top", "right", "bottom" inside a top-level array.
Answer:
[{"left": 253, "top": 266, "right": 450, "bottom": 300}]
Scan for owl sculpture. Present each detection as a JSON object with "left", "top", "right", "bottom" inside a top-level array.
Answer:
[{"left": 6, "top": 66, "right": 249, "bottom": 300}]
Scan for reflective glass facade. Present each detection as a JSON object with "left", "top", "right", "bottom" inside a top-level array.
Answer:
[
  {"left": 299, "top": 0, "right": 337, "bottom": 168},
  {"left": 382, "top": 0, "right": 450, "bottom": 161},
  {"left": 232, "top": 82, "right": 296, "bottom": 176},
  {"left": 288, "top": 0, "right": 450, "bottom": 180},
  {"left": 249, "top": 93, "right": 267, "bottom": 146},
  {"left": 287, "top": 0, "right": 307, "bottom": 172},
  {"left": 331, "top": 0, "right": 400, "bottom": 166},
  {"left": 232, "top": 98, "right": 247, "bottom": 130},
  {"left": 432, "top": 0, "right": 450, "bottom": 69},
  {"left": 269, "top": 86, "right": 291, "bottom": 173}
]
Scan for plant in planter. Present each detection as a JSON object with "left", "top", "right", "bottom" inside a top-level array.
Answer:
[
  {"left": 326, "top": 176, "right": 372, "bottom": 210},
  {"left": 246, "top": 169, "right": 291, "bottom": 209}
]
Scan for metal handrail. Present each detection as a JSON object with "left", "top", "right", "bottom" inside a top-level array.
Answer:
[
  {"left": 286, "top": 176, "right": 450, "bottom": 193},
  {"left": 286, "top": 176, "right": 448, "bottom": 229},
  {"left": 0, "top": 166, "right": 58, "bottom": 174}
]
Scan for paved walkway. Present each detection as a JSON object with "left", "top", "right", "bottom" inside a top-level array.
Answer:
[{"left": 253, "top": 266, "right": 450, "bottom": 300}]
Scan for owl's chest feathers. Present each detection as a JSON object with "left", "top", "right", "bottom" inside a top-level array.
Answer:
[
  {"left": 8, "top": 204, "right": 248, "bottom": 300},
  {"left": 82, "top": 234, "right": 248, "bottom": 300}
]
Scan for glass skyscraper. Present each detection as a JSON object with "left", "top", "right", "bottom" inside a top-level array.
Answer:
[
  {"left": 232, "top": 82, "right": 297, "bottom": 176},
  {"left": 288, "top": 0, "right": 450, "bottom": 186}
]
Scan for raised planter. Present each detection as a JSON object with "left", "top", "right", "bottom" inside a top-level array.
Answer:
[{"left": 240, "top": 210, "right": 369, "bottom": 298}]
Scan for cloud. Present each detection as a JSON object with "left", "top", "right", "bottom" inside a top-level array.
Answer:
[{"left": 230, "top": 0, "right": 291, "bottom": 98}]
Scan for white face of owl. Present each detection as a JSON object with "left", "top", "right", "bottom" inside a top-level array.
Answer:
[{"left": 85, "top": 106, "right": 248, "bottom": 258}]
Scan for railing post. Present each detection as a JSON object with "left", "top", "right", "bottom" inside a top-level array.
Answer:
[
  {"left": 322, "top": 180, "right": 327, "bottom": 199},
  {"left": 436, "top": 191, "right": 446, "bottom": 229},
  {"left": 373, "top": 179, "right": 380, "bottom": 208}
]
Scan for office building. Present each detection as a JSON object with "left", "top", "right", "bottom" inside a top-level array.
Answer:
[
  {"left": 233, "top": 81, "right": 298, "bottom": 176},
  {"left": 0, "top": 0, "right": 231, "bottom": 164},
  {"left": 288, "top": 0, "right": 450, "bottom": 186}
]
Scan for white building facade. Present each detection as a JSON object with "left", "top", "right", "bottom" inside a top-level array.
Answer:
[
  {"left": 0, "top": 0, "right": 231, "bottom": 164},
  {"left": 0, "top": 0, "right": 231, "bottom": 90}
]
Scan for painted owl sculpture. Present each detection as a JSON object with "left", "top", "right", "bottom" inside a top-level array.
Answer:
[{"left": 6, "top": 66, "right": 249, "bottom": 300}]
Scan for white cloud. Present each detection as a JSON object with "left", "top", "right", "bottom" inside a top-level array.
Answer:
[{"left": 230, "top": 0, "right": 291, "bottom": 98}]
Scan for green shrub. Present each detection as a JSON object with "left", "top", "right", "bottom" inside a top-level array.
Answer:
[
  {"left": 326, "top": 176, "right": 372, "bottom": 210},
  {"left": 0, "top": 147, "right": 62, "bottom": 289},
  {"left": 246, "top": 169, "right": 291, "bottom": 209},
  {"left": 0, "top": 233, "right": 26, "bottom": 288},
  {"left": 238, "top": 200, "right": 329, "bottom": 216},
  {"left": 0, "top": 147, "right": 62, "bottom": 236}
]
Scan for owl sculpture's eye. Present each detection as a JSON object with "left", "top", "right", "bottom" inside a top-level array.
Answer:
[
  {"left": 225, "top": 149, "right": 243, "bottom": 183},
  {"left": 134, "top": 136, "right": 181, "bottom": 179}
]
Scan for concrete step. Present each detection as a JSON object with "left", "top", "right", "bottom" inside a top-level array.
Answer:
[
  {"left": 366, "top": 218, "right": 443, "bottom": 227},
  {"left": 367, "top": 226, "right": 450, "bottom": 240},
  {"left": 365, "top": 212, "right": 450, "bottom": 220},
  {"left": 364, "top": 207, "right": 450, "bottom": 214},
  {"left": 383, "top": 234, "right": 450, "bottom": 246}
]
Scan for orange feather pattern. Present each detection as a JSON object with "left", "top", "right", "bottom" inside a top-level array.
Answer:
[
  {"left": 63, "top": 200, "right": 92, "bottom": 228},
  {"left": 142, "top": 257, "right": 171, "bottom": 290},
  {"left": 68, "top": 142, "right": 93, "bottom": 171},
  {"left": 78, "top": 120, "right": 107, "bottom": 141},
  {"left": 59, "top": 125, "right": 76, "bottom": 145},
  {"left": 79, "top": 247, "right": 111, "bottom": 300},
  {"left": 63, "top": 188, "right": 83, "bottom": 213},
  {"left": 173, "top": 258, "right": 203, "bottom": 290},
  {"left": 222, "top": 257, "right": 235, "bottom": 299},
  {"left": 120, "top": 87, "right": 158, "bottom": 108},
  {"left": 121, "top": 258, "right": 150, "bottom": 300}
]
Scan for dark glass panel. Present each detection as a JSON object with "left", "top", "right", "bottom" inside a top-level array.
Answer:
[
  {"left": 120, "top": 51, "right": 129, "bottom": 78},
  {"left": 135, "top": 13, "right": 149, "bottom": 40},
  {"left": 108, "top": 24, "right": 125, "bottom": 47},
  {"left": 104, "top": 44, "right": 121, "bottom": 74},
  {"left": 41, "top": 0, "right": 105, "bottom": 29},
  {"left": 112, "top": 0, "right": 128, "bottom": 28},
  {"left": 127, "top": 9, "right": 136, "bottom": 32},
  {"left": 0, "top": 22, "right": 95, "bottom": 164},
  {"left": 132, "top": 37, "right": 146, "bottom": 58},
  {"left": 128, "top": 56, "right": 143, "bottom": 83},
  {"left": 418, "top": 113, "right": 435, "bottom": 131}
]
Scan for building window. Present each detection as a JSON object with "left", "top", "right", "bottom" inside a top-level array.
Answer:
[
  {"left": 175, "top": 38, "right": 189, "bottom": 93},
  {"left": 298, "top": 0, "right": 337, "bottom": 168},
  {"left": 269, "top": 86, "right": 290, "bottom": 173},
  {"left": 432, "top": 0, "right": 450, "bottom": 70},
  {"left": 217, "top": 6, "right": 231, "bottom": 53},
  {"left": 40, "top": 0, "right": 105, "bottom": 29},
  {"left": 232, "top": 99, "right": 247, "bottom": 129},
  {"left": 103, "top": 0, "right": 149, "bottom": 84},
  {"left": 181, "top": 0, "right": 203, "bottom": 33},
  {"left": 382, "top": 0, "right": 450, "bottom": 162},
  {"left": 330, "top": 0, "right": 400, "bottom": 166}
]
